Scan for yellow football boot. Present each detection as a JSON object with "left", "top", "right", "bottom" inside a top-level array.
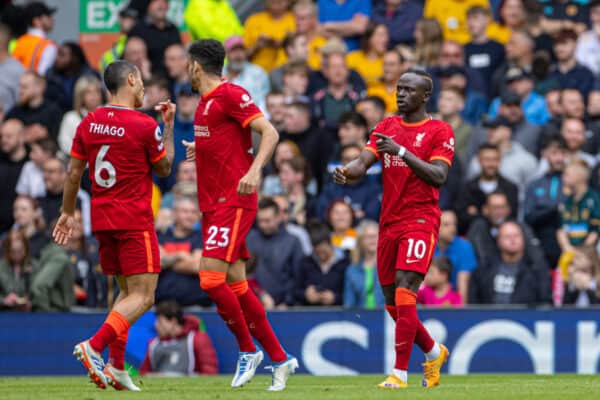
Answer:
[
  {"left": 422, "top": 344, "right": 450, "bottom": 388},
  {"left": 377, "top": 374, "right": 408, "bottom": 389}
]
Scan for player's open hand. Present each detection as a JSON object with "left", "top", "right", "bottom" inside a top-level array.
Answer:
[
  {"left": 333, "top": 165, "right": 349, "bottom": 185},
  {"left": 238, "top": 168, "right": 260, "bottom": 195},
  {"left": 155, "top": 100, "right": 176, "bottom": 124},
  {"left": 373, "top": 132, "right": 401, "bottom": 155},
  {"left": 182, "top": 140, "right": 195, "bottom": 161},
  {"left": 52, "top": 213, "right": 74, "bottom": 246}
]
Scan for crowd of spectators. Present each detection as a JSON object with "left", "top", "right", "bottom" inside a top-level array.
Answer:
[{"left": 1, "top": 0, "right": 600, "bottom": 312}]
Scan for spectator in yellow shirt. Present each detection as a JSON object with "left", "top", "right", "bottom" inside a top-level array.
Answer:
[
  {"left": 367, "top": 49, "right": 406, "bottom": 114},
  {"left": 346, "top": 23, "right": 389, "bottom": 88},
  {"left": 424, "top": 0, "right": 492, "bottom": 44},
  {"left": 293, "top": 0, "right": 328, "bottom": 71},
  {"left": 243, "top": 0, "right": 296, "bottom": 72}
]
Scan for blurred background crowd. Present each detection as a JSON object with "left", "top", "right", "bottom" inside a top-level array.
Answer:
[{"left": 1, "top": 0, "right": 599, "bottom": 315}]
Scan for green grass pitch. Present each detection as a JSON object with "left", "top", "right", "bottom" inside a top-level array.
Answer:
[{"left": 1, "top": 375, "right": 600, "bottom": 400}]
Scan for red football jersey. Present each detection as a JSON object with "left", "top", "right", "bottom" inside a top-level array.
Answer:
[
  {"left": 365, "top": 116, "right": 455, "bottom": 230},
  {"left": 193, "top": 82, "right": 263, "bottom": 212},
  {"left": 70, "top": 105, "right": 165, "bottom": 231}
]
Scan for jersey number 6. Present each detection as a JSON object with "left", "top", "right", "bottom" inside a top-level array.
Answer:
[{"left": 95, "top": 145, "right": 117, "bottom": 188}]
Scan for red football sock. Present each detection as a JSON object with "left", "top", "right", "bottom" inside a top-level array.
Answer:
[
  {"left": 230, "top": 281, "right": 287, "bottom": 363},
  {"left": 394, "top": 288, "right": 418, "bottom": 370},
  {"left": 200, "top": 271, "right": 256, "bottom": 353},
  {"left": 108, "top": 329, "right": 129, "bottom": 370},
  {"left": 414, "top": 319, "right": 435, "bottom": 353},
  {"left": 89, "top": 310, "right": 130, "bottom": 353}
]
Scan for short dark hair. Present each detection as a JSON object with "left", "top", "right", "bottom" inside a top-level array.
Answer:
[
  {"left": 258, "top": 197, "right": 280, "bottom": 213},
  {"left": 467, "top": 5, "right": 491, "bottom": 17},
  {"left": 405, "top": 69, "right": 434, "bottom": 93},
  {"left": 478, "top": 142, "right": 500, "bottom": 153},
  {"left": 155, "top": 300, "right": 185, "bottom": 325},
  {"left": 188, "top": 39, "right": 225, "bottom": 76},
  {"left": 541, "top": 134, "right": 567, "bottom": 150},
  {"left": 103, "top": 60, "right": 137, "bottom": 94},
  {"left": 144, "top": 75, "right": 169, "bottom": 91},
  {"left": 338, "top": 111, "right": 367, "bottom": 129},
  {"left": 282, "top": 33, "right": 305, "bottom": 54},
  {"left": 359, "top": 96, "right": 386, "bottom": 112},
  {"left": 487, "top": 190, "right": 509, "bottom": 204},
  {"left": 308, "top": 221, "right": 332, "bottom": 247},
  {"left": 32, "top": 137, "right": 57, "bottom": 156},
  {"left": 283, "top": 60, "right": 310, "bottom": 77},
  {"left": 287, "top": 100, "right": 311, "bottom": 116},
  {"left": 431, "top": 256, "right": 453, "bottom": 278},
  {"left": 591, "top": 0, "right": 600, "bottom": 10}
]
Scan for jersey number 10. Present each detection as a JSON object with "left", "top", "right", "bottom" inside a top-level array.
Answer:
[{"left": 95, "top": 145, "right": 117, "bottom": 188}]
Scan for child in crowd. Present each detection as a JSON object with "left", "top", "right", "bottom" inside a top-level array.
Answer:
[{"left": 417, "top": 257, "right": 463, "bottom": 307}]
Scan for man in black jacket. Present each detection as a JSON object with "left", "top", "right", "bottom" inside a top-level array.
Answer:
[
  {"left": 468, "top": 221, "right": 551, "bottom": 305},
  {"left": 524, "top": 135, "right": 567, "bottom": 268},
  {"left": 456, "top": 143, "right": 518, "bottom": 234}
]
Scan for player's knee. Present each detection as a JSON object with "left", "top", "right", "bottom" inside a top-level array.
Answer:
[
  {"left": 395, "top": 270, "right": 423, "bottom": 293},
  {"left": 199, "top": 270, "right": 227, "bottom": 290},
  {"left": 381, "top": 285, "right": 396, "bottom": 306}
]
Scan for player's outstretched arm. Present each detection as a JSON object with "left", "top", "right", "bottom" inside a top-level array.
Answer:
[
  {"left": 52, "top": 157, "right": 86, "bottom": 246},
  {"left": 237, "top": 116, "right": 279, "bottom": 195},
  {"left": 333, "top": 150, "right": 377, "bottom": 185},
  {"left": 373, "top": 133, "right": 449, "bottom": 187},
  {"left": 152, "top": 100, "right": 176, "bottom": 177}
]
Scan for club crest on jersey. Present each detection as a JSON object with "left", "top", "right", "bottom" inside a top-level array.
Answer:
[
  {"left": 240, "top": 93, "right": 254, "bottom": 108},
  {"left": 203, "top": 99, "right": 214, "bottom": 115},
  {"left": 414, "top": 132, "right": 426, "bottom": 147}
]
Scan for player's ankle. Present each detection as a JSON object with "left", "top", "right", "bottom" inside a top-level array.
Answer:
[{"left": 425, "top": 342, "right": 441, "bottom": 361}]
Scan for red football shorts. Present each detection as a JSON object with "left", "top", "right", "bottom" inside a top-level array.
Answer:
[
  {"left": 377, "top": 226, "right": 438, "bottom": 286},
  {"left": 201, "top": 207, "right": 256, "bottom": 263},
  {"left": 96, "top": 230, "right": 161, "bottom": 276}
]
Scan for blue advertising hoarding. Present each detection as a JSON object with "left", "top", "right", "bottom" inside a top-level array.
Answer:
[{"left": 1, "top": 309, "right": 599, "bottom": 375}]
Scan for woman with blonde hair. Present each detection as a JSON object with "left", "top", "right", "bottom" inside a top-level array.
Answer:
[
  {"left": 414, "top": 18, "right": 444, "bottom": 68},
  {"left": 562, "top": 246, "right": 600, "bottom": 307},
  {"left": 57, "top": 75, "right": 104, "bottom": 155},
  {"left": 344, "top": 220, "right": 384, "bottom": 309}
]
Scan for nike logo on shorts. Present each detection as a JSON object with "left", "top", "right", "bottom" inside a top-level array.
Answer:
[{"left": 406, "top": 259, "right": 421, "bottom": 264}]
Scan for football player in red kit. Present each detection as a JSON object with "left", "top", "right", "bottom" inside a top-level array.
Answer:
[
  {"left": 181, "top": 39, "right": 297, "bottom": 391},
  {"left": 334, "top": 70, "right": 454, "bottom": 389},
  {"left": 53, "top": 61, "right": 175, "bottom": 391}
]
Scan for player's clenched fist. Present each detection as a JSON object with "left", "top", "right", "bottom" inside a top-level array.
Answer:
[
  {"left": 238, "top": 168, "right": 260, "bottom": 195},
  {"left": 333, "top": 165, "right": 349, "bottom": 185},
  {"left": 374, "top": 132, "right": 401, "bottom": 155},
  {"left": 182, "top": 140, "right": 195, "bottom": 161}
]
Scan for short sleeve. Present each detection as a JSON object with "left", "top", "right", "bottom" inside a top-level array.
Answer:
[
  {"left": 429, "top": 123, "right": 455, "bottom": 167},
  {"left": 365, "top": 120, "right": 388, "bottom": 160},
  {"left": 356, "top": 0, "right": 371, "bottom": 17},
  {"left": 70, "top": 122, "right": 87, "bottom": 161},
  {"left": 146, "top": 122, "right": 167, "bottom": 163},
  {"left": 225, "top": 84, "right": 264, "bottom": 128}
]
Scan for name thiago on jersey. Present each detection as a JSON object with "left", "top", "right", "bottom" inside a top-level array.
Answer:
[{"left": 90, "top": 122, "right": 125, "bottom": 137}]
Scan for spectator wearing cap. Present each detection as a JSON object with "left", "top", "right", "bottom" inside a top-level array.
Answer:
[
  {"left": 468, "top": 91, "right": 542, "bottom": 159},
  {"left": 306, "top": 38, "right": 366, "bottom": 97},
  {"left": 437, "top": 65, "right": 487, "bottom": 126},
  {"left": 468, "top": 220, "right": 551, "bottom": 305},
  {"left": 575, "top": 0, "right": 600, "bottom": 76},
  {"left": 293, "top": 0, "right": 328, "bottom": 71},
  {"left": 99, "top": 7, "right": 138, "bottom": 72},
  {"left": 488, "top": 66, "right": 550, "bottom": 126},
  {"left": 464, "top": 6, "right": 505, "bottom": 96},
  {"left": 243, "top": 0, "right": 295, "bottom": 73},
  {"left": 5, "top": 71, "right": 62, "bottom": 142},
  {"left": 525, "top": 135, "right": 568, "bottom": 268},
  {"left": 155, "top": 83, "right": 199, "bottom": 193},
  {"left": 0, "top": 23, "right": 24, "bottom": 114},
  {"left": 224, "top": 35, "right": 270, "bottom": 112},
  {"left": 318, "top": 0, "right": 371, "bottom": 52},
  {"left": 467, "top": 116, "right": 538, "bottom": 188},
  {"left": 490, "top": 30, "right": 535, "bottom": 99},
  {"left": 128, "top": 0, "right": 182, "bottom": 77},
  {"left": 367, "top": 49, "right": 405, "bottom": 114},
  {"left": 371, "top": 0, "right": 423, "bottom": 47},
  {"left": 164, "top": 43, "right": 190, "bottom": 101},
  {"left": 456, "top": 143, "right": 519, "bottom": 233},
  {"left": 552, "top": 28, "right": 595, "bottom": 98},
  {"left": 12, "top": 1, "right": 57, "bottom": 75},
  {"left": 269, "top": 33, "right": 310, "bottom": 92},
  {"left": 539, "top": 0, "right": 589, "bottom": 36}
]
